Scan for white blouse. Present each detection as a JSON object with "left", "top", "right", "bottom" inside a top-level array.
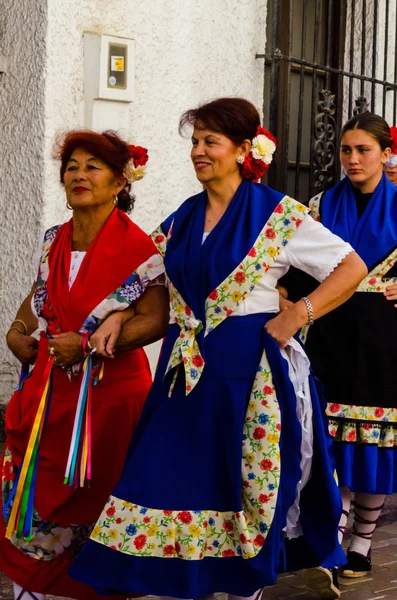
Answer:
[{"left": 202, "top": 214, "right": 353, "bottom": 315}]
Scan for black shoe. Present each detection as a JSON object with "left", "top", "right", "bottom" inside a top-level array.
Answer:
[
  {"left": 339, "top": 550, "right": 372, "bottom": 578},
  {"left": 302, "top": 566, "right": 340, "bottom": 599}
]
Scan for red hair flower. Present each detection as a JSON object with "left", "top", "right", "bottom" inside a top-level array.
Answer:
[
  {"left": 124, "top": 144, "right": 149, "bottom": 182},
  {"left": 239, "top": 125, "right": 277, "bottom": 182}
]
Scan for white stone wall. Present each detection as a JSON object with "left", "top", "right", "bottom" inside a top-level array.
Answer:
[
  {"left": 0, "top": 0, "right": 48, "bottom": 403},
  {"left": 0, "top": 0, "right": 267, "bottom": 401}
]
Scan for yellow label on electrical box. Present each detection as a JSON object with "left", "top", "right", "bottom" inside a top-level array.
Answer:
[{"left": 111, "top": 56, "right": 124, "bottom": 72}]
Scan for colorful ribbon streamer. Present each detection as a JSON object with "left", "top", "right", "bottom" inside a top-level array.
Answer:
[
  {"left": 64, "top": 356, "right": 104, "bottom": 488},
  {"left": 5, "top": 356, "right": 54, "bottom": 541}
]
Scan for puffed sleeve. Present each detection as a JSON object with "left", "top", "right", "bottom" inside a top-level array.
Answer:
[
  {"left": 32, "top": 231, "right": 45, "bottom": 281},
  {"left": 279, "top": 214, "right": 354, "bottom": 282}
]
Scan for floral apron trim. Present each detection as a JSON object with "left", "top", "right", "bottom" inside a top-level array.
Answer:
[
  {"left": 327, "top": 404, "right": 397, "bottom": 447},
  {"left": 91, "top": 197, "right": 307, "bottom": 561},
  {"left": 166, "top": 197, "right": 309, "bottom": 395},
  {"left": 309, "top": 192, "right": 397, "bottom": 293},
  {"left": 1, "top": 446, "right": 94, "bottom": 560},
  {"left": 356, "top": 245, "right": 397, "bottom": 292},
  {"left": 308, "top": 192, "right": 322, "bottom": 222},
  {"left": 150, "top": 225, "right": 169, "bottom": 257}
]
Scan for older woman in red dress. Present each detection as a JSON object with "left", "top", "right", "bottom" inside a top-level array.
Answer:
[{"left": 1, "top": 130, "right": 169, "bottom": 600}]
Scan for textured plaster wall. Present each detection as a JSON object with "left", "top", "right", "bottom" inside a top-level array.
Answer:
[
  {"left": 0, "top": 0, "right": 267, "bottom": 397},
  {"left": 0, "top": 0, "right": 48, "bottom": 403},
  {"left": 43, "top": 0, "right": 268, "bottom": 231},
  {"left": 343, "top": 0, "right": 396, "bottom": 125}
]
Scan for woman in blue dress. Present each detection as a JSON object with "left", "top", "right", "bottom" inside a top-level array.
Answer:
[
  {"left": 280, "top": 114, "right": 397, "bottom": 593},
  {"left": 69, "top": 98, "right": 367, "bottom": 599}
]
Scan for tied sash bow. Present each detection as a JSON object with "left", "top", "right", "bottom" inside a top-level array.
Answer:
[
  {"left": 165, "top": 297, "right": 204, "bottom": 396},
  {"left": 165, "top": 196, "right": 309, "bottom": 397}
]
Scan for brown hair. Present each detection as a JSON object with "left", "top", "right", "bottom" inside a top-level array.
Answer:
[
  {"left": 54, "top": 130, "right": 135, "bottom": 212},
  {"left": 179, "top": 97, "right": 260, "bottom": 144},
  {"left": 341, "top": 113, "right": 392, "bottom": 151}
]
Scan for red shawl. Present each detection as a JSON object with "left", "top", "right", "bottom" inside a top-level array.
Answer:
[{"left": 46, "top": 208, "right": 157, "bottom": 332}]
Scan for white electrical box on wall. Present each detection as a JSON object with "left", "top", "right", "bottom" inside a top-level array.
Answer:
[{"left": 83, "top": 32, "right": 135, "bottom": 131}]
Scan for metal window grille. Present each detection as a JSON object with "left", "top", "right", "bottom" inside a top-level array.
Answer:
[{"left": 257, "top": 0, "right": 397, "bottom": 201}]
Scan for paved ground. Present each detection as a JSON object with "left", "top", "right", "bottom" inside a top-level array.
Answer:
[{"left": 1, "top": 496, "right": 397, "bottom": 600}]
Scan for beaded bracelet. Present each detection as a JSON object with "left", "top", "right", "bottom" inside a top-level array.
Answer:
[
  {"left": 11, "top": 319, "right": 27, "bottom": 335},
  {"left": 302, "top": 296, "right": 314, "bottom": 325}
]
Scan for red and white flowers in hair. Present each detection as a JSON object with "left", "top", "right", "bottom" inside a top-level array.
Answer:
[
  {"left": 385, "top": 126, "right": 397, "bottom": 167},
  {"left": 124, "top": 144, "right": 149, "bottom": 182},
  {"left": 241, "top": 126, "right": 277, "bottom": 181}
]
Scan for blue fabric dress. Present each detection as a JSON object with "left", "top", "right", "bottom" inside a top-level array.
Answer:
[
  {"left": 69, "top": 180, "right": 345, "bottom": 597},
  {"left": 305, "top": 174, "right": 397, "bottom": 494}
]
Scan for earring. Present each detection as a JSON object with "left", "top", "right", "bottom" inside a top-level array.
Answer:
[
  {"left": 66, "top": 201, "right": 73, "bottom": 210},
  {"left": 113, "top": 195, "right": 118, "bottom": 206},
  {"left": 237, "top": 155, "right": 245, "bottom": 164}
]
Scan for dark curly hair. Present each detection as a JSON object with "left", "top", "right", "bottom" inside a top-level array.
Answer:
[{"left": 54, "top": 130, "right": 136, "bottom": 212}]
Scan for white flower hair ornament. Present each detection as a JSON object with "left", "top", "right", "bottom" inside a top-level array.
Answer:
[
  {"left": 240, "top": 126, "right": 277, "bottom": 181},
  {"left": 123, "top": 144, "right": 149, "bottom": 182}
]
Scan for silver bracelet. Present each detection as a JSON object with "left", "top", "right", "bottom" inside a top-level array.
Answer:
[{"left": 302, "top": 296, "right": 314, "bottom": 325}]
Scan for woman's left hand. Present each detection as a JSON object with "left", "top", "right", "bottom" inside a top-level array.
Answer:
[
  {"left": 265, "top": 304, "right": 307, "bottom": 348},
  {"left": 385, "top": 283, "right": 397, "bottom": 307},
  {"left": 49, "top": 332, "right": 84, "bottom": 367}
]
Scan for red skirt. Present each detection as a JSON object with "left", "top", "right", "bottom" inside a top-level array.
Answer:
[{"left": 0, "top": 337, "right": 152, "bottom": 598}]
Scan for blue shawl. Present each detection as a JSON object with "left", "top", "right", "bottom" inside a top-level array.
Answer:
[
  {"left": 163, "top": 179, "right": 285, "bottom": 327},
  {"left": 320, "top": 174, "right": 397, "bottom": 269}
]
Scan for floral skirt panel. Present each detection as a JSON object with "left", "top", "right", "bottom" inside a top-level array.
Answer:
[
  {"left": 325, "top": 404, "right": 397, "bottom": 494},
  {"left": 2, "top": 446, "right": 94, "bottom": 561},
  {"left": 70, "top": 315, "right": 345, "bottom": 597}
]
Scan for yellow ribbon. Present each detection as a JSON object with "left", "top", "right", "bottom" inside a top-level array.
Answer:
[{"left": 6, "top": 358, "right": 54, "bottom": 540}]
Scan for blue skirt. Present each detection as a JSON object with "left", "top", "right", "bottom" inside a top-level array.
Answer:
[
  {"left": 334, "top": 440, "right": 397, "bottom": 494},
  {"left": 70, "top": 315, "right": 345, "bottom": 597}
]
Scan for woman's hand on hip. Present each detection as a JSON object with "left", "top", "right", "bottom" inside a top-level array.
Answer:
[
  {"left": 385, "top": 283, "right": 397, "bottom": 306},
  {"left": 265, "top": 304, "right": 307, "bottom": 348},
  {"left": 49, "top": 332, "right": 84, "bottom": 367},
  {"left": 7, "top": 330, "right": 38, "bottom": 364}
]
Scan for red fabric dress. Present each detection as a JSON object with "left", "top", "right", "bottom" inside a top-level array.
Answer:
[{"left": 0, "top": 209, "right": 162, "bottom": 598}]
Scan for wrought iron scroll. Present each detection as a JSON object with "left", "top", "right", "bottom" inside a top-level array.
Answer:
[
  {"left": 313, "top": 89, "right": 336, "bottom": 189},
  {"left": 353, "top": 96, "right": 370, "bottom": 116}
]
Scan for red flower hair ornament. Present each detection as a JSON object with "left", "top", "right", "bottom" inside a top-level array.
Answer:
[
  {"left": 123, "top": 144, "right": 149, "bottom": 182},
  {"left": 385, "top": 126, "right": 397, "bottom": 167},
  {"left": 240, "top": 126, "right": 277, "bottom": 182}
]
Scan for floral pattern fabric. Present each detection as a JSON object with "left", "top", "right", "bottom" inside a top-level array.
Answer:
[
  {"left": 309, "top": 192, "right": 397, "bottom": 293},
  {"left": 326, "top": 403, "right": 397, "bottom": 447},
  {"left": 81, "top": 254, "right": 164, "bottom": 335},
  {"left": 166, "top": 197, "right": 309, "bottom": 395},
  {"left": 90, "top": 197, "right": 309, "bottom": 561},
  {"left": 91, "top": 349, "right": 281, "bottom": 560},
  {"left": 150, "top": 225, "right": 168, "bottom": 257},
  {"left": 34, "top": 225, "right": 164, "bottom": 338},
  {"left": 1, "top": 446, "right": 94, "bottom": 561},
  {"left": 356, "top": 245, "right": 397, "bottom": 292},
  {"left": 308, "top": 193, "right": 322, "bottom": 222}
]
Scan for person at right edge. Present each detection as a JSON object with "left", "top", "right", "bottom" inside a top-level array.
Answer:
[{"left": 279, "top": 113, "right": 397, "bottom": 598}]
